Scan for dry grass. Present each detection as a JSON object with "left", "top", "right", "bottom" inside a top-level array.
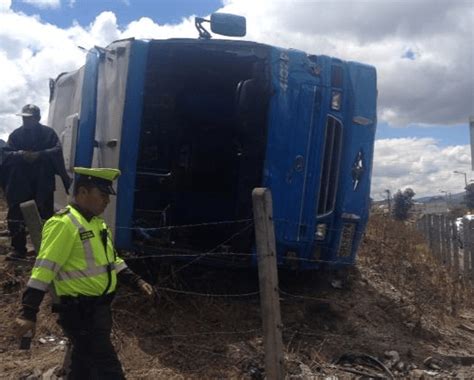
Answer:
[
  {"left": 361, "top": 214, "right": 473, "bottom": 325},
  {"left": 1, "top": 212, "right": 474, "bottom": 378}
]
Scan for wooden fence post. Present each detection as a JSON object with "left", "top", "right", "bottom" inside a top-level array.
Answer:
[
  {"left": 252, "top": 188, "right": 284, "bottom": 380},
  {"left": 451, "top": 218, "right": 460, "bottom": 274},
  {"left": 421, "top": 214, "right": 428, "bottom": 242},
  {"left": 426, "top": 215, "right": 433, "bottom": 253},
  {"left": 440, "top": 215, "right": 447, "bottom": 265},
  {"left": 443, "top": 216, "right": 453, "bottom": 268},
  {"left": 463, "top": 218, "right": 470, "bottom": 277},
  {"left": 20, "top": 200, "right": 43, "bottom": 253},
  {"left": 432, "top": 215, "right": 440, "bottom": 261},
  {"left": 467, "top": 219, "right": 474, "bottom": 281}
]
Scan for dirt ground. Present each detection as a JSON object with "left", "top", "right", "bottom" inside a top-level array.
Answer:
[{"left": 1, "top": 212, "right": 474, "bottom": 379}]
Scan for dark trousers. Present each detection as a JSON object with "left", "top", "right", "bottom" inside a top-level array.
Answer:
[
  {"left": 7, "top": 194, "right": 54, "bottom": 253},
  {"left": 57, "top": 298, "right": 125, "bottom": 380}
]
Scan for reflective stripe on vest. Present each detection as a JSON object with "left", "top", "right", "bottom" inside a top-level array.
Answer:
[
  {"left": 53, "top": 211, "right": 113, "bottom": 281},
  {"left": 27, "top": 277, "right": 50, "bottom": 291},
  {"left": 56, "top": 263, "right": 115, "bottom": 280},
  {"left": 115, "top": 261, "right": 127, "bottom": 273},
  {"left": 34, "top": 258, "right": 62, "bottom": 273},
  {"left": 67, "top": 212, "right": 96, "bottom": 268}
]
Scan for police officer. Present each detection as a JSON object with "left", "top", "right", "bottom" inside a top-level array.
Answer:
[{"left": 14, "top": 167, "right": 156, "bottom": 379}]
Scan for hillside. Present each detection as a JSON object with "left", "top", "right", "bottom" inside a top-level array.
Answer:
[
  {"left": 415, "top": 192, "right": 464, "bottom": 205},
  {"left": 1, "top": 213, "right": 474, "bottom": 378}
]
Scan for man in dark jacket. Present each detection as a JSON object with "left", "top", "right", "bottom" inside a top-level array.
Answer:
[{"left": 2, "top": 104, "right": 70, "bottom": 261}]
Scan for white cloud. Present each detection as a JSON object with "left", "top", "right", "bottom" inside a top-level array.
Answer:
[
  {"left": 0, "top": 8, "right": 198, "bottom": 140},
  {"left": 88, "top": 11, "right": 120, "bottom": 46},
  {"left": 21, "top": 0, "right": 60, "bottom": 9},
  {"left": 0, "top": 1, "right": 472, "bottom": 198},
  {"left": 2, "top": 1, "right": 471, "bottom": 130},
  {"left": 121, "top": 16, "right": 196, "bottom": 40},
  {"left": 0, "top": 0, "right": 11, "bottom": 11},
  {"left": 372, "top": 138, "right": 471, "bottom": 199},
  {"left": 0, "top": 10, "right": 107, "bottom": 137},
  {"left": 222, "top": 0, "right": 474, "bottom": 126}
]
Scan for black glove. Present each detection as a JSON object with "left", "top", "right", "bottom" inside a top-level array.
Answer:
[{"left": 137, "top": 280, "right": 160, "bottom": 305}]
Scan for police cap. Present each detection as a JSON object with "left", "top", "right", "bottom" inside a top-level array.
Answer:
[{"left": 73, "top": 167, "right": 121, "bottom": 195}]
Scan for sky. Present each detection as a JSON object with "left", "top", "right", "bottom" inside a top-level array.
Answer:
[{"left": 0, "top": 0, "right": 473, "bottom": 200}]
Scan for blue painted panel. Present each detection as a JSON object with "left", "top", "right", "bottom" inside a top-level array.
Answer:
[
  {"left": 340, "top": 63, "right": 377, "bottom": 221},
  {"left": 75, "top": 49, "right": 100, "bottom": 167},
  {"left": 264, "top": 48, "right": 327, "bottom": 267},
  {"left": 348, "top": 62, "right": 377, "bottom": 123},
  {"left": 115, "top": 40, "right": 149, "bottom": 249},
  {"left": 334, "top": 62, "right": 377, "bottom": 262},
  {"left": 264, "top": 48, "right": 377, "bottom": 269}
]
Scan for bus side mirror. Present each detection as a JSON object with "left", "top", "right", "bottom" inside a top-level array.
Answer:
[{"left": 211, "top": 13, "right": 246, "bottom": 37}]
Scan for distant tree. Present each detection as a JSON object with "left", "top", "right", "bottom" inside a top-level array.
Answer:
[
  {"left": 392, "top": 188, "right": 416, "bottom": 221},
  {"left": 465, "top": 183, "right": 474, "bottom": 210}
]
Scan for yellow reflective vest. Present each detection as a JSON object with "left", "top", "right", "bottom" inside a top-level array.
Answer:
[{"left": 27, "top": 205, "right": 127, "bottom": 297}]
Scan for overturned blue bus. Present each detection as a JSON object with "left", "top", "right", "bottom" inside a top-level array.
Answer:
[{"left": 48, "top": 13, "right": 377, "bottom": 270}]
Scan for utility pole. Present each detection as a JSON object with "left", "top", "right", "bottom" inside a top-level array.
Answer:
[
  {"left": 439, "top": 190, "right": 449, "bottom": 211},
  {"left": 453, "top": 171, "right": 469, "bottom": 208},
  {"left": 469, "top": 116, "right": 474, "bottom": 171}
]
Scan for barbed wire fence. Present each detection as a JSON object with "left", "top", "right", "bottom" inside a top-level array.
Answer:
[
  {"left": 1, "top": 200, "right": 472, "bottom": 378},
  {"left": 2, "top": 205, "right": 464, "bottom": 302}
]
